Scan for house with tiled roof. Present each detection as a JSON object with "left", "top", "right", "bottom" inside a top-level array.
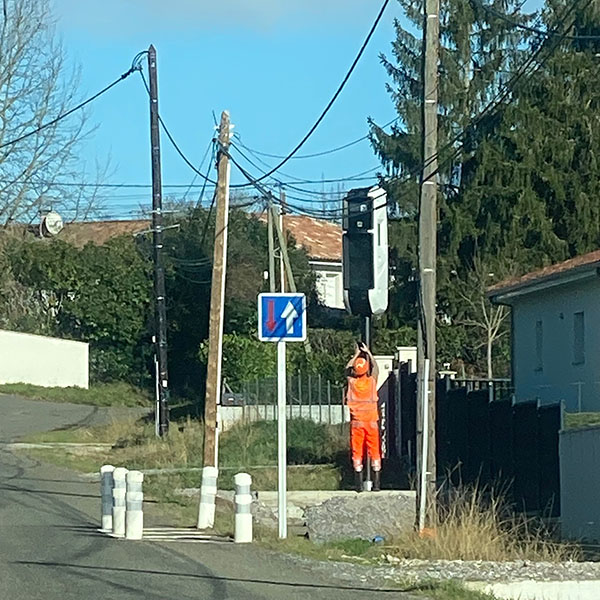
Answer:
[
  {"left": 58, "top": 214, "right": 344, "bottom": 310},
  {"left": 255, "top": 212, "right": 343, "bottom": 310},
  {"left": 488, "top": 251, "right": 600, "bottom": 411}
]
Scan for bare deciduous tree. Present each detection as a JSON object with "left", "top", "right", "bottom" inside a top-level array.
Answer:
[
  {"left": 0, "top": 0, "right": 97, "bottom": 226},
  {"left": 454, "top": 256, "right": 514, "bottom": 379}
]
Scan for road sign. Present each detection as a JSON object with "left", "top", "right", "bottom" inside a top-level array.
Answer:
[
  {"left": 258, "top": 293, "right": 306, "bottom": 342},
  {"left": 257, "top": 292, "right": 307, "bottom": 540}
]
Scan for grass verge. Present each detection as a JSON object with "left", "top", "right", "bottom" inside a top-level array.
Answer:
[
  {"left": 564, "top": 411, "right": 600, "bottom": 429},
  {"left": 386, "top": 485, "right": 579, "bottom": 563},
  {"left": 0, "top": 382, "right": 151, "bottom": 407}
]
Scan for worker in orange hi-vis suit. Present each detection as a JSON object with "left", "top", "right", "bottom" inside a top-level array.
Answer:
[{"left": 345, "top": 341, "right": 381, "bottom": 492}]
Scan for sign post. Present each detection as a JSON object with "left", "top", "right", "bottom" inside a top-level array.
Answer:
[
  {"left": 277, "top": 339, "right": 287, "bottom": 539},
  {"left": 258, "top": 293, "right": 307, "bottom": 539}
]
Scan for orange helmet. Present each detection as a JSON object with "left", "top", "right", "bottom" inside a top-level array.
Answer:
[{"left": 353, "top": 356, "right": 369, "bottom": 377}]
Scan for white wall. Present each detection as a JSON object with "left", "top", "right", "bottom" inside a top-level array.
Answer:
[
  {"left": 0, "top": 329, "right": 89, "bottom": 389},
  {"left": 512, "top": 277, "right": 600, "bottom": 411},
  {"left": 560, "top": 426, "right": 600, "bottom": 542},
  {"left": 219, "top": 404, "right": 349, "bottom": 431},
  {"left": 312, "top": 261, "right": 344, "bottom": 309}
]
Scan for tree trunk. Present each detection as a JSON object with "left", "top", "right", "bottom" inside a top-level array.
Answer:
[{"left": 487, "top": 334, "right": 493, "bottom": 380}]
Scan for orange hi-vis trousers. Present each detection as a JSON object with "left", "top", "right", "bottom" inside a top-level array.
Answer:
[{"left": 351, "top": 420, "right": 381, "bottom": 472}]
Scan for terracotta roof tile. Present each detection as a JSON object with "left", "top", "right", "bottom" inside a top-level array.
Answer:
[
  {"left": 255, "top": 213, "right": 342, "bottom": 261},
  {"left": 488, "top": 250, "right": 600, "bottom": 297},
  {"left": 55, "top": 215, "right": 342, "bottom": 261},
  {"left": 58, "top": 220, "right": 151, "bottom": 247}
]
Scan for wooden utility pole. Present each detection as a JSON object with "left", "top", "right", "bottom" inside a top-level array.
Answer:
[
  {"left": 148, "top": 45, "right": 169, "bottom": 437},
  {"left": 270, "top": 202, "right": 311, "bottom": 354},
  {"left": 416, "top": 0, "right": 439, "bottom": 520},
  {"left": 267, "top": 198, "right": 277, "bottom": 293},
  {"left": 279, "top": 188, "right": 287, "bottom": 292},
  {"left": 203, "top": 111, "right": 231, "bottom": 467}
]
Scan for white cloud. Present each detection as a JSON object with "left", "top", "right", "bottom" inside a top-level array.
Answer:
[{"left": 55, "top": 0, "right": 376, "bottom": 35}]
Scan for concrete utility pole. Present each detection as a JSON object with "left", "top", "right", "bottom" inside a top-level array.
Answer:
[
  {"left": 416, "top": 0, "right": 439, "bottom": 521},
  {"left": 203, "top": 111, "right": 232, "bottom": 468},
  {"left": 148, "top": 45, "right": 169, "bottom": 437}
]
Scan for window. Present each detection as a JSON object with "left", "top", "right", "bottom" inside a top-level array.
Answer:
[
  {"left": 573, "top": 311, "right": 585, "bottom": 365},
  {"left": 535, "top": 320, "right": 543, "bottom": 372}
]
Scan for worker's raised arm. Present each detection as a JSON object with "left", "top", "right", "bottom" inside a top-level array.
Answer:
[
  {"left": 359, "top": 342, "right": 379, "bottom": 381},
  {"left": 346, "top": 344, "right": 361, "bottom": 370}
]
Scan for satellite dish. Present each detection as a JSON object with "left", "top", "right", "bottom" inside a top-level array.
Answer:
[{"left": 40, "top": 210, "right": 64, "bottom": 237}]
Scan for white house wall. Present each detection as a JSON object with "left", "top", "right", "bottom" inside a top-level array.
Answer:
[
  {"left": 312, "top": 261, "right": 344, "bottom": 310},
  {"left": 0, "top": 329, "right": 89, "bottom": 389},
  {"left": 512, "top": 276, "right": 600, "bottom": 411}
]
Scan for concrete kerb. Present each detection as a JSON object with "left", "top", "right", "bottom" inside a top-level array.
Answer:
[{"left": 466, "top": 580, "right": 600, "bottom": 600}]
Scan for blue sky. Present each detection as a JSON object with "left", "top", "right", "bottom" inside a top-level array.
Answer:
[
  {"left": 53, "top": 0, "right": 543, "bottom": 218},
  {"left": 53, "top": 0, "right": 407, "bottom": 217}
]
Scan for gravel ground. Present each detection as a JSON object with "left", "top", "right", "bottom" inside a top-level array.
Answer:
[{"left": 288, "top": 554, "right": 600, "bottom": 586}]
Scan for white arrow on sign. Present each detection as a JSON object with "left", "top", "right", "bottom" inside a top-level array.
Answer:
[{"left": 281, "top": 301, "right": 298, "bottom": 335}]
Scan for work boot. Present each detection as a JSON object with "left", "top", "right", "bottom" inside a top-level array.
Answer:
[
  {"left": 354, "top": 470, "right": 364, "bottom": 493},
  {"left": 372, "top": 470, "right": 381, "bottom": 492}
]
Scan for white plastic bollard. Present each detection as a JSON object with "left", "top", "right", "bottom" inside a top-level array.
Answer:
[
  {"left": 112, "top": 467, "right": 128, "bottom": 538},
  {"left": 125, "top": 470, "right": 144, "bottom": 540},
  {"left": 197, "top": 466, "right": 218, "bottom": 529},
  {"left": 234, "top": 472, "right": 253, "bottom": 543},
  {"left": 100, "top": 464, "right": 115, "bottom": 532}
]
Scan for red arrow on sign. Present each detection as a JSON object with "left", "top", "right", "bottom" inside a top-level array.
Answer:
[{"left": 266, "top": 299, "right": 277, "bottom": 332}]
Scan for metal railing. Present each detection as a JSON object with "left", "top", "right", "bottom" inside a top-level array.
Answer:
[{"left": 221, "top": 371, "right": 348, "bottom": 427}]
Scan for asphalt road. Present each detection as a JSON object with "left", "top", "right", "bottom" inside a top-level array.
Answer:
[{"left": 0, "top": 396, "right": 416, "bottom": 600}]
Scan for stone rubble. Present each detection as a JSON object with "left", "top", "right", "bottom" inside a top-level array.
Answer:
[{"left": 305, "top": 492, "right": 416, "bottom": 543}]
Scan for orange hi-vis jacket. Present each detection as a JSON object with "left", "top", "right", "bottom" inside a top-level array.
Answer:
[{"left": 346, "top": 375, "right": 379, "bottom": 423}]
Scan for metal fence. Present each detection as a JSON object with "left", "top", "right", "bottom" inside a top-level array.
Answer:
[
  {"left": 398, "top": 368, "right": 561, "bottom": 516},
  {"left": 220, "top": 372, "right": 349, "bottom": 430}
]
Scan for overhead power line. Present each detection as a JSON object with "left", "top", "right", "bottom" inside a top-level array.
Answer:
[
  {"left": 229, "top": 142, "right": 378, "bottom": 198},
  {"left": 0, "top": 62, "right": 140, "bottom": 151},
  {"left": 248, "top": 0, "right": 391, "bottom": 183},
  {"left": 225, "top": 0, "right": 590, "bottom": 224},
  {"left": 234, "top": 116, "right": 400, "bottom": 160}
]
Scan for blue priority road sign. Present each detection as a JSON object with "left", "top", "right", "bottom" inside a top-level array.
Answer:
[{"left": 258, "top": 293, "right": 307, "bottom": 342}]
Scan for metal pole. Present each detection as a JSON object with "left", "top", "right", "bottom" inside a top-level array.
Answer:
[
  {"left": 277, "top": 340, "right": 288, "bottom": 539},
  {"left": 308, "top": 374, "right": 312, "bottom": 420},
  {"left": 203, "top": 110, "right": 232, "bottom": 467},
  {"left": 288, "top": 372, "right": 292, "bottom": 420},
  {"left": 154, "top": 352, "right": 159, "bottom": 438},
  {"left": 298, "top": 371, "right": 302, "bottom": 418},
  {"left": 148, "top": 45, "right": 169, "bottom": 437},
  {"left": 318, "top": 374, "right": 323, "bottom": 423},
  {"left": 363, "top": 315, "right": 372, "bottom": 489},
  {"left": 327, "top": 379, "right": 332, "bottom": 425}
]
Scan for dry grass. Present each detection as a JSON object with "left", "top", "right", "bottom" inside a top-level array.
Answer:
[{"left": 390, "top": 485, "right": 580, "bottom": 563}]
